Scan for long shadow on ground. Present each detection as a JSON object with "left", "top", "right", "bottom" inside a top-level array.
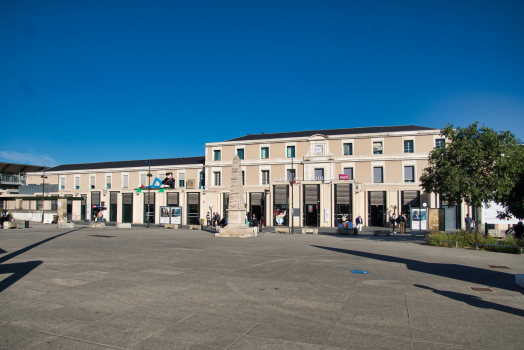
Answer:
[
  {"left": 311, "top": 245, "right": 522, "bottom": 294},
  {"left": 0, "top": 228, "right": 82, "bottom": 293}
]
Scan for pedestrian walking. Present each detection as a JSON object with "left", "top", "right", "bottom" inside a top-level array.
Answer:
[
  {"left": 465, "top": 214, "right": 473, "bottom": 231},
  {"left": 356, "top": 215, "right": 363, "bottom": 232}
]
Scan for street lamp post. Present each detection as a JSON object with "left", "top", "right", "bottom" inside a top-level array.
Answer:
[
  {"left": 41, "top": 165, "right": 47, "bottom": 223},
  {"left": 147, "top": 160, "right": 151, "bottom": 228}
]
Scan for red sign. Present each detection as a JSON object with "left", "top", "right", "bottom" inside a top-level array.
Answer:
[{"left": 339, "top": 174, "right": 349, "bottom": 180}]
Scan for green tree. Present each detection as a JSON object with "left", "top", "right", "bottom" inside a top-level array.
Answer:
[
  {"left": 497, "top": 172, "right": 524, "bottom": 220},
  {"left": 420, "top": 122, "right": 524, "bottom": 232}
]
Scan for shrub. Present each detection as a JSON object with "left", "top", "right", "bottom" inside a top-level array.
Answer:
[{"left": 425, "top": 230, "right": 523, "bottom": 254}]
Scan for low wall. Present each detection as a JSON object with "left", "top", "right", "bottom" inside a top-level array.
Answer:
[{"left": 10, "top": 210, "right": 55, "bottom": 223}]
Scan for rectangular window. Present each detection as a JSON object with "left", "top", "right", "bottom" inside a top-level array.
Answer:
[
  {"left": 36, "top": 199, "right": 43, "bottom": 210},
  {"left": 122, "top": 174, "right": 128, "bottom": 189},
  {"left": 373, "top": 167, "right": 383, "bottom": 183},
  {"left": 262, "top": 170, "right": 270, "bottom": 185},
  {"left": 404, "top": 140, "right": 414, "bottom": 153},
  {"left": 242, "top": 171, "right": 245, "bottom": 185},
  {"left": 343, "top": 143, "right": 353, "bottom": 156},
  {"left": 74, "top": 177, "right": 80, "bottom": 190},
  {"left": 214, "top": 172, "right": 221, "bottom": 186},
  {"left": 90, "top": 176, "right": 95, "bottom": 189},
  {"left": 140, "top": 174, "right": 146, "bottom": 186},
  {"left": 213, "top": 150, "right": 221, "bottom": 161},
  {"left": 179, "top": 173, "right": 185, "bottom": 188},
  {"left": 435, "top": 139, "right": 446, "bottom": 148},
  {"left": 286, "top": 169, "right": 295, "bottom": 182},
  {"left": 343, "top": 167, "right": 354, "bottom": 180},
  {"left": 404, "top": 166, "right": 415, "bottom": 182},
  {"left": 106, "top": 175, "right": 111, "bottom": 189},
  {"left": 314, "top": 168, "right": 324, "bottom": 180},
  {"left": 261, "top": 147, "right": 269, "bottom": 159},
  {"left": 373, "top": 142, "right": 383, "bottom": 154},
  {"left": 60, "top": 178, "right": 65, "bottom": 190},
  {"left": 287, "top": 146, "right": 295, "bottom": 158},
  {"left": 237, "top": 149, "right": 244, "bottom": 160},
  {"left": 50, "top": 200, "right": 57, "bottom": 210}
]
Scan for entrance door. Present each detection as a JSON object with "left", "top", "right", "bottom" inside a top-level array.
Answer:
[
  {"left": 249, "top": 193, "right": 265, "bottom": 221},
  {"left": 368, "top": 191, "right": 386, "bottom": 226},
  {"left": 122, "top": 193, "right": 133, "bottom": 223},
  {"left": 187, "top": 192, "right": 200, "bottom": 225},
  {"left": 334, "top": 184, "right": 352, "bottom": 226},
  {"left": 303, "top": 185, "right": 320, "bottom": 227},
  {"left": 65, "top": 195, "right": 73, "bottom": 221},
  {"left": 91, "top": 192, "right": 101, "bottom": 221},
  {"left": 109, "top": 192, "right": 118, "bottom": 222},
  {"left": 143, "top": 193, "right": 155, "bottom": 224},
  {"left": 80, "top": 195, "right": 86, "bottom": 221},
  {"left": 223, "top": 193, "right": 229, "bottom": 220},
  {"left": 273, "top": 185, "right": 289, "bottom": 226}
]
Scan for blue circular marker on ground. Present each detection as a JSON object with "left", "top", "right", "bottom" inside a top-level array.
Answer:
[{"left": 351, "top": 270, "right": 370, "bottom": 274}]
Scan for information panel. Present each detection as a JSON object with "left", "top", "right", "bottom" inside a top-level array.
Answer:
[{"left": 411, "top": 208, "right": 427, "bottom": 230}]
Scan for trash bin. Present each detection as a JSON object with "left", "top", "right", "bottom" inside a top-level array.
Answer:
[
  {"left": 52, "top": 215, "right": 59, "bottom": 224},
  {"left": 24, "top": 220, "right": 29, "bottom": 228}
]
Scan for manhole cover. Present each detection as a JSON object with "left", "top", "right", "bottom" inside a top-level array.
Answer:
[
  {"left": 88, "top": 235, "right": 116, "bottom": 238},
  {"left": 469, "top": 287, "right": 494, "bottom": 292},
  {"left": 489, "top": 265, "right": 510, "bottom": 269},
  {"left": 351, "top": 270, "right": 370, "bottom": 274}
]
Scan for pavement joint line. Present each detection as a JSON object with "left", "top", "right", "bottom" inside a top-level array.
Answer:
[
  {"left": 412, "top": 340, "right": 493, "bottom": 349},
  {"left": 12, "top": 325, "right": 128, "bottom": 350}
]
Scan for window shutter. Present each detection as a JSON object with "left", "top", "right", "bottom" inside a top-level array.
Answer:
[
  {"left": 314, "top": 169, "right": 324, "bottom": 180},
  {"left": 343, "top": 168, "right": 353, "bottom": 179},
  {"left": 250, "top": 193, "right": 263, "bottom": 206},
  {"left": 274, "top": 185, "right": 288, "bottom": 204},
  {"left": 167, "top": 193, "right": 179, "bottom": 205},
  {"left": 370, "top": 191, "right": 385, "bottom": 205},
  {"left": 140, "top": 174, "right": 146, "bottom": 185},
  {"left": 123, "top": 193, "right": 133, "bottom": 205},
  {"left": 91, "top": 192, "right": 100, "bottom": 206},
  {"left": 403, "top": 191, "right": 419, "bottom": 206},
  {"left": 143, "top": 193, "right": 155, "bottom": 204},
  {"left": 187, "top": 193, "right": 199, "bottom": 205},
  {"left": 404, "top": 166, "right": 414, "bottom": 182},
  {"left": 110, "top": 192, "right": 118, "bottom": 204},
  {"left": 123, "top": 175, "right": 128, "bottom": 188},
  {"left": 90, "top": 177, "right": 95, "bottom": 187},
  {"left": 75, "top": 177, "right": 80, "bottom": 188},
  {"left": 335, "top": 184, "right": 351, "bottom": 205},
  {"left": 373, "top": 167, "right": 383, "bottom": 183},
  {"left": 304, "top": 185, "right": 319, "bottom": 204}
]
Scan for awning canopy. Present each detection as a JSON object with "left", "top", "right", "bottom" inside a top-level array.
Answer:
[{"left": 0, "top": 162, "right": 44, "bottom": 174}]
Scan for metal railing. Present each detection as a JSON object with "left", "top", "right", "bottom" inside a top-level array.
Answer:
[
  {"left": 476, "top": 243, "right": 523, "bottom": 255},
  {"left": 0, "top": 173, "right": 27, "bottom": 184}
]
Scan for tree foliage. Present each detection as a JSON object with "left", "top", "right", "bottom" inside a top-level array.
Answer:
[
  {"left": 420, "top": 122, "right": 524, "bottom": 224},
  {"left": 497, "top": 172, "right": 524, "bottom": 220}
]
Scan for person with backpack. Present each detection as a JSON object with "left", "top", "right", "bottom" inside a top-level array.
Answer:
[
  {"left": 399, "top": 213, "right": 406, "bottom": 234},
  {"left": 396, "top": 214, "right": 402, "bottom": 234},
  {"left": 390, "top": 213, "right": 396, "bottom": 234}
]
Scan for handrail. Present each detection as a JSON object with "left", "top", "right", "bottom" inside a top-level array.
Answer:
[{"left": 476, "top": 243, "right": 523, "bottom": 255}]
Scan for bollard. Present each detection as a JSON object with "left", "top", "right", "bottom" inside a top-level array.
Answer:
[{"left": 25, "top": 220, "right": 29, "bottom": 228}]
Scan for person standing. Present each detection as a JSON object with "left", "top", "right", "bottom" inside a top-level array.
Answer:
[
  {"left": 399, "top": 213, "right": 406, "bottom": 234},
  {"left": 465, "top": 214, "right": 473, "bottom": 231},
  {"left": 390, "top": 213, "right": 396, "bottom": 234},
  {"left": 215, "top": 212, "right": 221, "bottom": 228},
  {"left": 206, "top": 212, "right": 211, "bottom": 227},
  {"left": 356, "top": 215, "right": 363, "bottom": 232},
  {"left": 97, "top": 210, "right": 103, "bottom": 222}
]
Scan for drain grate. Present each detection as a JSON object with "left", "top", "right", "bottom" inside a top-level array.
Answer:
[
  {"left": 469, "top": 287, "right": 494, "bottom": 292},
  {"left": 88, "top": 235, "right": 116, "bottom": 238},
  {"left": 489, "top": 265, "right": 510, "bottom": 269}
]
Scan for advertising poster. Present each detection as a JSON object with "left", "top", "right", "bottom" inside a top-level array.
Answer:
[
  {"left": 171, "top": 207, "right": 182, "bottom": 225},
  {"left": 411, "top": 208, "right": 427, "bottom": 230},
  {"left": 428, "top": 209, "right": 445, "bottom": 231},
  {"left": 160, "top": 206, "right": 170, "bottom": 224}
]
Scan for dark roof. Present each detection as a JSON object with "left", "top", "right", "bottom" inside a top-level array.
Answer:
[
  {"left": 40, "top": 156, "right": 205, "bottom": 172},
  {"left": 0, "top": 162, "right": 44, "bottom": 173},
  {"left": 224, "top": 125, "right": 439, "bottom": 142}
]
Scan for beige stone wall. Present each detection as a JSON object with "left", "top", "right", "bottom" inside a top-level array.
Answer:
[
  {"left": 385, "top": 137, "right": 402, "bottom": 154},
  {"left": 417, "top": 159, "right": 429, "bottom": 182},
  {"left": 387, "top": 161, "right": 403, "bottom": 183},
  {"left": 80, "top": 174, "right": 89, "bottom": 190},
  {"left": 272, "top": 164, "right": 286, "bottom": 180},
  {"left": 222, "top": 145, "right": 235, "bottom": 161},
  {"left": 270, "top": 143, "right": 285, "bottom": 159},
  {"left": 329, "top": 140, "right": 342, "bottom": 156},
  {"left": 246, "top": 165, "right": 259, "bottom": 186},
  {"left": 296, "top": 141, "right": 309, "bottom": 157},
  {"left": 245, "top": 144, "right": 258, "bottom": 160},
  {"left": 416, "top": 135, "right": 436, "bottom": 153},
  {"left": 66, "top": 174, "right": 75, "bottom": 190},
  {"left": 355, "top": 138, "right": 371, "bottom": 156},
  {"left": 222, "top": 167, "right": 232, "bottom": 187},
  {"left": 356, "top": 161, "right": 371, "bottom": 182}
]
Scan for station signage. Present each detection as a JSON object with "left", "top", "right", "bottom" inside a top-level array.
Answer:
[{"left": 339, "top": 174, "right": 349, "bottom": 180}]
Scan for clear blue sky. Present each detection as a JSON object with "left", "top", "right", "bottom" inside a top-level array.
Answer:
[{"left": 1, "top": 0, "right": 523, "bottom": 167}]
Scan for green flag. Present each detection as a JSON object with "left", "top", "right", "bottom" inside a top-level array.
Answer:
[
  {"left": 159, "top": 188, "right": 165, "bottom": 193},
  {"left": 137, "top": 188, "right": 141, "bottom": 193}
]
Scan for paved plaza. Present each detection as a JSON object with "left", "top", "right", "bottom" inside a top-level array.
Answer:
[{"left": 1, "top": 224, "right": 523, "bottom": 350}]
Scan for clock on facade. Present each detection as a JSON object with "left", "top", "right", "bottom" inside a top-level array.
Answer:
[{"left": 315, "top": 145, "right": 323, "bottom": 154}]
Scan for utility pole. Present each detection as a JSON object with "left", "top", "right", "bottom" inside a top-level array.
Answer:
[
  {"left": 291, "top": 156, "right": 294, "bottom": 234},
  {"left": 41, "top": 165, "right": 47, "bottom": 223},
  {"left": 147, "top": 160, "right": 151, "bottom": 228}
]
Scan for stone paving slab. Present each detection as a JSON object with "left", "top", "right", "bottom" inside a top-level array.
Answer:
[{"left": 1, "top": 224, "right": 523, "bottom": 349}]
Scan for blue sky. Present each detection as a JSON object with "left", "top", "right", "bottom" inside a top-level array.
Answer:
[{"left": 1, "top": 0, "right": 523, "bottom": 167}]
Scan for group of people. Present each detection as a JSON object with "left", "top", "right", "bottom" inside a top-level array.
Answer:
[
  {"left": 389, "top": 212, "right": 408, "bottom": 234},
  {"left": 246, "top": 213, "right": 265, "bottom": 230},
  {"left": 207, "top": 212, "right": 226, "bottom": 228},
  {"left": 0, "top": 209, "right": 11, "bottom": 227},
  {"left": 337, "top": 215, "right": 364, "bottom": 232}
]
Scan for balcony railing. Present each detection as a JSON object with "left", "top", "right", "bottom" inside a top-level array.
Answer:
[{"left": 0, "top": 173, "right": 27, "bottom": 185}]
